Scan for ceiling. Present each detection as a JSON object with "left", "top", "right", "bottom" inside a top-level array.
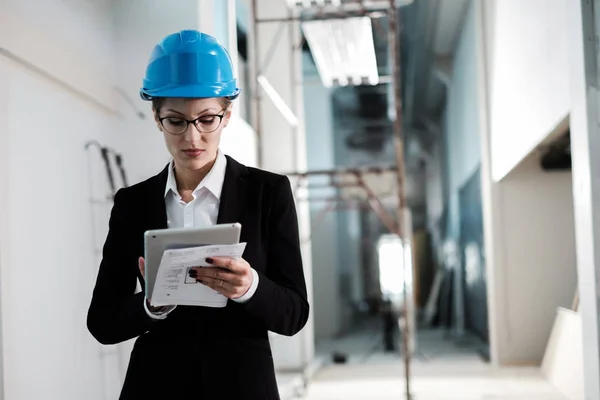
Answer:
[
  {"left": 296, "top": 0, "right": 469, "bottom": 220},
  {"left": 402, "top": 0, "right": 469, "bottom": 147}
]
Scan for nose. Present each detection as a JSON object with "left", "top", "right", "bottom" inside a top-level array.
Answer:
[{"left": 183, "top": 122, "right": 203, "bottom": 141}]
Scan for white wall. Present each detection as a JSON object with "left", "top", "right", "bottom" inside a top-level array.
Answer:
[
  {"left": 0, "top": 1, "right": 260, "bottom": 399},
  {"left": 476, "top": 0, "right": 578, "bottom": 366},
  {"left": 0, "top": 2, "right": 119, "bottom": 399},
  {"left": 494, "top": 154, "right": 577, "bottom": 365},
  {"left": 0, "top": 0, "right": 116, "bottom": 107},
  {"left": 488, "top": 0, "right": 570, "bottom": 181}
]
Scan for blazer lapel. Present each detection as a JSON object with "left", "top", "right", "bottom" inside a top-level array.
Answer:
[
  {"left": 147, "top": 164, "right": 169, "bottom": 230},
  {"left": 217, "top": 155, "right": 248, "bottom": 224}
]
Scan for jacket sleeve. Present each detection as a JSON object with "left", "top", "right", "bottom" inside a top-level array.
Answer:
[
  {"left": 87, "top": 188, "right": 155, "bottom": 345},
  {"left": 243, "top": 176, "right": 310, "bottom": 336}
]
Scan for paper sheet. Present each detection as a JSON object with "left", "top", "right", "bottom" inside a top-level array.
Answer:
[{"left": 150, "top": 243, "right": 247, "bottom": 307}]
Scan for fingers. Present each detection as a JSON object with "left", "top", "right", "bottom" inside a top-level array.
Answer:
[
  {"left": 191, "top": 268, "right": 242, "bottom": 286},
  {"left": 205, "top": 256, "right": 246, "bottom": 272},
  {"left": 138, "top": 257, "right": 145, "bottom": 278},
  {"left": 197, "top": 275, "right": 250, "bottom": 299},
  {"left": 196, "top": 275, "right": 235, "bottom": 296},
  {"left": 189, "top": 267, "right": 252, "bottom": 299}
]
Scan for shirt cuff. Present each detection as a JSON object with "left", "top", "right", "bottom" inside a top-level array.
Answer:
[
  {"left": 233, "top": 268, "right": 259, "bottom": 304},
  {"left": 143, "top": 298, "right": 176, "bottom": 320}
]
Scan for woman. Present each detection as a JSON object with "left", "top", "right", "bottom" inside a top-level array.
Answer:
[{"left": 87, "top": 30, "right": 309, "bottom": 400}]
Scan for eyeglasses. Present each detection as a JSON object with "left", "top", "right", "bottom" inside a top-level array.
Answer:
[{"left": 158, "top": 111, "right": 227, "bottom": 135}]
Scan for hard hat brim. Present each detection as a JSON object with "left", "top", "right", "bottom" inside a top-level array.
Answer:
[{"left": 140, "top": 85, "right": 240, "bottom": 101}]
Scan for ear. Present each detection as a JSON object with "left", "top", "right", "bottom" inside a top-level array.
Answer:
[
  {"left": 223, "top": 106, "right": 233, "bottom": 128},
  {"left": 153, "top": 109, "right": 162, "bottom": 131}
]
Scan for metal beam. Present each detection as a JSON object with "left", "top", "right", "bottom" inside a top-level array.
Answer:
[
  {"left": 285, "top": 164, "right": 397, "bottom": 177},
  {"left": 389, "top": 1, "right": 413, "bottom": 398}
]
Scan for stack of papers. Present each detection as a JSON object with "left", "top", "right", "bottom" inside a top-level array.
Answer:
[{"left": 150, "top": 243, "right": 247, "bottom": 307}]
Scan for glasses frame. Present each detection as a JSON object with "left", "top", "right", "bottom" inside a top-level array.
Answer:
[{"left": 158, "top": 110, "right": 227, "bottom": 135}]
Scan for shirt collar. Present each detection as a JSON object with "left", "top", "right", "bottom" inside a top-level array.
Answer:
[{"left": 164, "top": 150, "right": 227, "bottom": 199}]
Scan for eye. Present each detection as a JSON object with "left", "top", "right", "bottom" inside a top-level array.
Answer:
[
  {"left": 198, "top": 116, "right": 217, "bottom": 124},
  {"left": 165, "top": 118, "right": 186, "bottom": 126}
]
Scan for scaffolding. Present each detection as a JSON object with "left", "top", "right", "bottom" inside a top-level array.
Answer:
[{"left": 250, "top": 1, "right": 413, "bottom": 398}]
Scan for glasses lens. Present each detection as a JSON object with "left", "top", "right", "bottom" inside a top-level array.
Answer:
[
  {"left": 195, "top": 115, "right": 222, "bottom": 133},
  {"left": 162, "top": 117, "right": 187, "bottom": 134}
]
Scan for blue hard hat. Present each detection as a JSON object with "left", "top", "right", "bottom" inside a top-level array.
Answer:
[{"left": 140, "top": 30, "right": 240, "bottom": 101}]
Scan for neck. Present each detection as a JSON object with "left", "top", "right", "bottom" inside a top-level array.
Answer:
[{"left": 174, "top": 155, "right": 217, "bottom": 192}]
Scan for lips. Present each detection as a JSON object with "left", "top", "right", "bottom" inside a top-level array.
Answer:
[{"left": 183, "top": 149, "right": 204, "bottom": 158}]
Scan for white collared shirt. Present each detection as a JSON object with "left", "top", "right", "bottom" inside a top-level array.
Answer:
[{"left": 144, "top": 150, "right": 258, "bottom": 319}]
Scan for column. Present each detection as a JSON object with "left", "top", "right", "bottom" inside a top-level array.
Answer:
[
  {"left": 567, "top": 1, "right": 600, "bottom": 398},
  {"left": 252, "top": 0, "right": 315, "bottom": 372}
]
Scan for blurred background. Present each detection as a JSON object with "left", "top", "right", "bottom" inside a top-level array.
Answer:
[{"left": 0, "top": 0, "right": 596, "bottom": 399}]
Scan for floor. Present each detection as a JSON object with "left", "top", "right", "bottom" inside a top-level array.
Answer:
[{"left": 279, "top": 325, "right": 566, "bottom": 400}]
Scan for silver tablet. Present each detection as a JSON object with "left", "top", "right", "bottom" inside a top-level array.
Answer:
[{"left": 143, "top": 223, "right": 242, "bottom": 296}]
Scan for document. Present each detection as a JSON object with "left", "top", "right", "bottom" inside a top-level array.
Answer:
[{"left": 150, "top": 243, "right": 247, "bottom": 308}]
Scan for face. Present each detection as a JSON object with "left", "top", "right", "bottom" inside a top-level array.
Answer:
[{"left": 154, "top": 97, "right": 232, "bottom": 172}]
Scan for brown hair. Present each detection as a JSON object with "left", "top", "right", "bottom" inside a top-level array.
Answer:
[{"left": 152, "top": 97, "right": 232, "bottom": 112}]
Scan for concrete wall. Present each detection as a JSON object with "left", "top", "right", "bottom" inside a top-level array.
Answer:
[{"left": 487, "top": 0, "right": 570, "bottom": 181}]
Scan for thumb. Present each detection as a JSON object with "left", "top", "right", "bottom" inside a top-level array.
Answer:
[{"left": 138, "top": 257, "right": 145, "bottom": 278}]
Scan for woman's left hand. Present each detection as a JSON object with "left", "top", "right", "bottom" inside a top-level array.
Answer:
[{"left": 190, "top": 257, "right": 253, "bottom": 299}]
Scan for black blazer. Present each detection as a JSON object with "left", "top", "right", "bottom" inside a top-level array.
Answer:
[{"left": 87, "top": 155, "right": 309, "bottom": 400}]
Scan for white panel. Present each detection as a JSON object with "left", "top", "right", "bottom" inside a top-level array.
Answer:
[
  {"left": 220, "top": 115, "right": 258, "bottom": 167},
  {"left": 541, "top": 308, "right": 584, "bottom": 400},
  {"left": 489, "top": 0, "right": 570, "bottom": 181},
  {"left": 1, "top": 0, "right": 116, "bottom": 107},
  {"left": 4, "top": 65, "right": 112, "bottom": 400},
  {"left": 0, "top": 58, "right": 9, "bottom": 400}
]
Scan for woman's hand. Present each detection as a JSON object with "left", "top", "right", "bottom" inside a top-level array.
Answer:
[
  {"left": 138, "top": 257, "right": 173, "bottom": 312},
  {"left": 190, "top": 257, "right": 253, "bottom": 299}
]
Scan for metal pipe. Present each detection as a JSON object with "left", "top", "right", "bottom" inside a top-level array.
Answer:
[
  {"left": 256, "top": 9, "right": 386, "bottom": 24},
  {"left": 285, "top": 164, "right": 397, "bottom": 177},
  {"left": 355, "top": 173, "right": 399, "bottom": 235},
  {"left": 389, "top": 0, "right": 412, "bottom": 398}
]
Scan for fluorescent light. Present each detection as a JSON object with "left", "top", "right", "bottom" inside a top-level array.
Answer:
[
  {"left": 302, "top": 17, "right": 379, "bottom": 87},
  {"left": 256, "top": 74, "right": 299, "bottom": 127}
]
